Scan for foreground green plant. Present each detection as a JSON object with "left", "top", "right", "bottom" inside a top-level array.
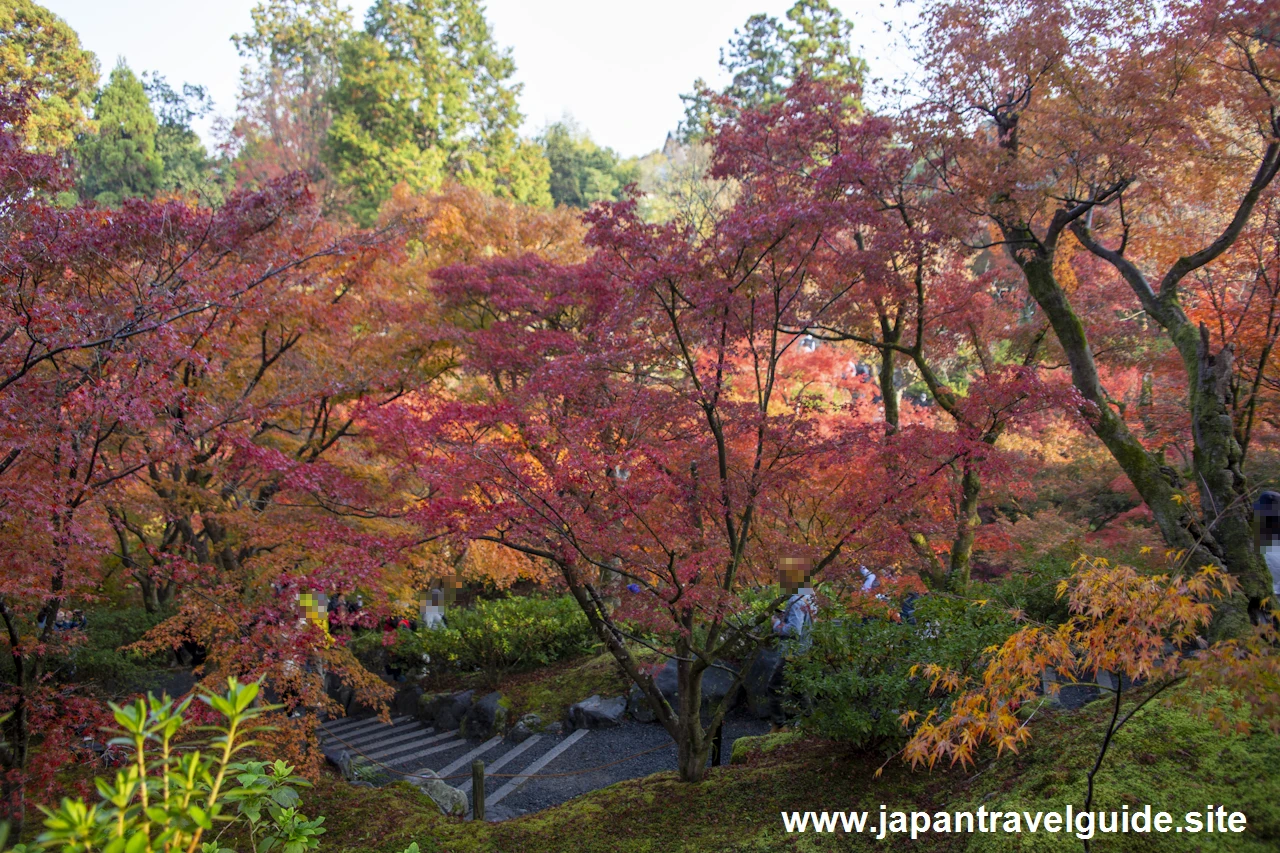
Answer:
[
  {"left": 20, "top": 678, "right": 325, "bottom": 853},
  {"left": 227, "top": 760, "right": 324, "bottom": 853}
]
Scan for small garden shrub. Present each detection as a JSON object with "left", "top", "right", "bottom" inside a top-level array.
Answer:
[
  {"left": 360, "top": 594, "right": 599, "bottom": 677},
  {"left": 788, "top": 596, "right": 1017, "bottom": 749},
  {"left": 987, "top": 553, "right": 1076, "bottom": 625},
  {"left": 46, "top": 605, "right": 172, "bottom": 693}
]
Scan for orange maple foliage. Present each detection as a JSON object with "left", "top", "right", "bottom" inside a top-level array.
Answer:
[
  {"left": 459, "top": 538, "right": 554, "bottom": 590},
  {"left": 900, "top": 557, "right": 1278, "bottom": 772}
]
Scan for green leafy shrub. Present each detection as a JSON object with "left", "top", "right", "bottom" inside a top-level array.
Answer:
[
  {"left": 987, "top": 553, "right": 1076, "bottom": 625},
  {"left": 361, "top": 594, "right": 599, "bottom": 677},
  {"left": 47, "top": 606, "right": 173, "bottom": 693},
  {"left": 228, "top": 759, "right": 326, "bottom": 853},
  {"left": 787, "top": 596, "right": 1017, "bottom": 749}
]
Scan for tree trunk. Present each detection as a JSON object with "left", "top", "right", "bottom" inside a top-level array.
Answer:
[
  {"left": 673, "top": 647, "right": 709, "bottom": 782},
  {"left": 908, "top": 531, "right": 948, "bottom": 589},
  {"left": 136, "top": 571, "right": 160, "bottom": 613},
  {"left": 1189, "top": 325, "right": 1268, "bottom": 611},
  {"left": 676, "top": 731, "right": 710, "bottom": 783},
  {"left": 948, "top": 464, "right": 982, "bottom": 588},
  {"left": 1014, "top": 248, "right": 1265, "bottom": 634},
  {"left": 157, "top": 576, "right": 178, "bottom": 610},
  {"left": 0, "top": 700, "right": 28, "bottom": 838},
  {"left": 1, "top": 601, "right": 36, "bottom": 837},
  {"left": 0, "top": 669, "right": 28, "bottom": 836},
  {"left": 675, "top": 653, "right": 709, "bottom": 783},
  {"left": 877, "top": 311, "right": 902, "bottom": 434}
]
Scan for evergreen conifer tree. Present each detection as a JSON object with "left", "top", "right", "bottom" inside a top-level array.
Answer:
[
  {"left": 76, "top": 61, "right": 162, "bottom": 206},
  {"left": 325, "top": 0, "right": 549, "bottom": 224}
]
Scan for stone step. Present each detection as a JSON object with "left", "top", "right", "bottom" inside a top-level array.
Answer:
[
  {"left": 436, "top": 736, "right": 503, "bottom": 781},
  {"left": 323, "top": 723, "right": 417, "bottom": 753},
  {"left": 385, "top": 734, "right": 469, "bottom": 767},
  {"left": 486, "top": 729, "right": 589, "bottom": 812},
  {"left": 320, "top": 713, "right": 403, "bottom": 735},
  {"left": 364, "top": 727, "right": 458, "bottom": 759},
  {"left": 343, "top": 717, "right": 432, "bottom": 753},
  {"left": 460, "top": 735, "right": 542, "bottom": 796},
  {"left": 357, "top": 728, "right": 450, "bottom": 761},
  {"left": 320, "top": 715, "right": 411, "bottom": 741}
]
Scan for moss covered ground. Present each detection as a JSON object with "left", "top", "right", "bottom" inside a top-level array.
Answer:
[{"left": 303, "top": 684, "right": 1278, "bottom": 852}]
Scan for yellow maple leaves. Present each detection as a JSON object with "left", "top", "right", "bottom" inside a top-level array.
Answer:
[{"left": 898, "top": 555, "right": 1251, "bottom": 772}]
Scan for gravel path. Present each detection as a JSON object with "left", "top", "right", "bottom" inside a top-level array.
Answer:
[{"left": 486, "top": 710, "right": 770, "bottom": 821}]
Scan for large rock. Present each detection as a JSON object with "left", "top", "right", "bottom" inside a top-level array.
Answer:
[
  {"left": 392, "top": 684, "right": 424, "bottom": 717},
  {"left": 1041, "top": 667, "right": 1099, "bottom": 710},
  {"left": 328, "top": 684, "right": 356, "bottom": 717},
  {"left": 730, "top": 731, "right": 803, "bottom": 765},
  {"left": 702, "top": 661, "right": 743, "bottom": 712},
  {"left": 418, "top": 689, "right": 474, "bottom": 731},
  {"left": 650, "top": 658, "right": 743, "bottom": 722},
  {"left": 415, "top": 691, "right": 444, "bottom": 726},
  {"left": 506, "top": 714, "right": 541, "bottom": 744},
  {"left": 405, "top": 769, "right": 468, "bottom": 817},
  {"left": 461, "top": 691, "right": 507, "bottom": 739},
  {"left": 321, "top": 742, "right": 353, "bottom": 780},
  {"left": 347, "top": 690, "right": 382, "bottom": 718},
  {"left": 322, "top": 742, "right": 382, "bottom": 784},
  {"left": 568, "top": 694, "right": 626, "bottom": 730},
  {"left": 743, "top": 647, "right": 783, "bottom": 720}
]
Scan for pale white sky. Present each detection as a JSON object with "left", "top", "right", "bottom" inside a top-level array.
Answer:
[{"left": 42, "top": 0, "right": 922, "bottom": 158}]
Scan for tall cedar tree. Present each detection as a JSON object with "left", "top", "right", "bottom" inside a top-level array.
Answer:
[
  {"left": 324, "top": 0, "right": 550, "bottom": 225},
  {"left": 76, "top": 62, "right": 163, "bottom": 206},
  {"left": 143, "top": 73, "right": 221, "bottom": 200},
  {"left": 680, "top": 0, "right": 866, "bottom": 140}
]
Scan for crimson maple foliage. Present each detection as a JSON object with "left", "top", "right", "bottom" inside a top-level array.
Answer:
[
  {"left": 711, "top": 78, "right": 1080, "bottom": 588},
  {"left": 0, "top": 92, "right": 417, "bottom": 829},
  {"left": 373, "top": 81, "right": 983, "bottom": 782},
  {"left": 911, "top": 0, "right": 1280, "bottom": 628}
]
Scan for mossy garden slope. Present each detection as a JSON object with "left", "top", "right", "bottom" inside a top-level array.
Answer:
[{"left": 305, "top": 687, "right": 1278, "bottom": 852}]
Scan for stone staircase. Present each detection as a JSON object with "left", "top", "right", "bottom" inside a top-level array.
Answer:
[{"left": 318, "top": 714, "right": 592, "bottom": 821}]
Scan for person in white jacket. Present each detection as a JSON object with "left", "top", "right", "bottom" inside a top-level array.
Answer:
[
  {"left": 1254, "top": 491, "right": 1280, "bottom": 598},
  {"left": 768, "top": 556, "right": 818, "bottom": 731},
  {"left": 772, "top": 557, "right": 817, "bottom": 649}
]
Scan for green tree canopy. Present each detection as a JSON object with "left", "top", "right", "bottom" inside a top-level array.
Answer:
[
  {"left": 234, "top": 0, "right": 351, "bottom": 97},
  {"left": 680, "top": 0, "right": 866, "bottom": 139},
  {"left": 0, "top": 0, "right": 98, "bottom": 151},
  {"left": 325, "top": 0, "right": 549, "bottom": 225},
  {"left": 539, "top": 118, "right": 637, "bottom": 209},
  {"left": 143, "top": 73, "right": 226, "bottom": 201},
  {"left": 76, "top": 61, "right": 163, "bottom": 206}
]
